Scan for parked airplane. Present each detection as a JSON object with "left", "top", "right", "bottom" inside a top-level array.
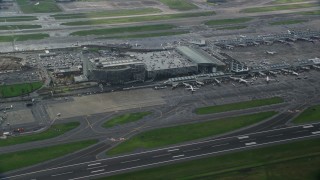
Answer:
[
  {"left": 268, "top": 71, "right": 278, "bottom": 76},
  {"left": 301, "top": 66, "right": 310, "bottom": 71},
  {"left": 252, "top": 41, "right": 260, "bottom": 46},
  {"left": 266, "top": 76, "right": 276, "bottom": 83},
  {"left": 183, "top": 82, "right": 191, "bottom": 87},
  {"left": 186, "top": 86, "right": 199, "bottom": 93},
  {"left": 312, "top": 65, "right": 320, "bottom": 70},
  {"left": 226, "top": 45, "right": 234, "bottom": 49},
  {"left": 214, "top": 78, "right": 221, "bottom": 85},
  {"left": 258, "top": 71, "right": 266, "bottom": 76},
  {"left": 292, "top": 71, "right": 299, "bottom": 76},
  {"left": 266, "top": 51, "right": 277, "bottom": 55},
  {"left": 196, "top": 81, "right": 204, "bottom": 86}
]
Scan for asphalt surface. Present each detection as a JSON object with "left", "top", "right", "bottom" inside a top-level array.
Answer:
[{"left": 2, "top": 122, "right": 319, "bottom": 180}]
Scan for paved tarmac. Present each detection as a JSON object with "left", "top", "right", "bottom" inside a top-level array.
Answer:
[{"left": 2, "top": 123, "right": 319, "bottom": 180}]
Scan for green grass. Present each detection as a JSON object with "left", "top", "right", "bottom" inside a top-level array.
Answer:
[
  {"left": 103, "top": 138, "right": 320, "bottom": 180},
  {"left": 0, "top": 33, "right": 49, "bottom": 43},
  {"left": 71, "top": 24, "right": 176, "bottom": 36},
  {"left": 103, "top": 112, "right": 151, "bottom": 128},
  {"left": 0, "top": 25, "right": 41, "bottom": 30},
  {"left": 51, "top": 8, "right": 162, "bottom": 20},
  {"left": 107, "top": 111, "right": 277, "bottom": 155},
  {"left": 62, "top": 11, "right": 215, "bottom": 26},
  {"left": 270, "top": 19, "right": 307, "bottom": 25},
  {"left": 16, "top": 0, "right": 61, "bottom": 13},
  {"left": 205, "top": 17, "right": 253, "bottom": 26},
  {"left": 272, "top": 0, "right": 310, "bottom": 4},
  {"left": 195, "top": 97, "right": 284, "bottom": 115},
  {"left": 102, "top": 31, "right": 188, "bottom": 39},
  {"left": 159, "top": 0, "right": 198, "bottom": 11},
  {"left": 292, "top": 105, "right": 320, "bottom": 124},
  {"left": 0, "top": 81, "right": 43, "bottom": 97},
  {"left": 0, "top": 16, "right": 37, "bottom": 22},
  {"left": 217, "top": 25, "right": 248, "bottom": 30},
  {"left": 299, "top": 10, "right": 320, "bottom": 15},
  {"left": 0, "top": 139, "right": 97, "bottom": 173},
  {"left": 0, "top": 122, "right": 80, "bottom": 147},
  {"left": 241, "top": 3, "right": 317, "bottom": 13}
]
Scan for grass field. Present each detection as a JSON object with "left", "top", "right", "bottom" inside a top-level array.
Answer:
[
  {"left": 71, "top": 24, "right": 176, "bottom": 36},
  {"left": 195, "top": 97, "right": 283, "bottom": 115},
  {"left": 205, "top": 17, "right": 253, "bottom": 26},
  {"left": 241, "top": 3, "right": 317, "bottom": 13},
  {"left": 299, "top": 10, "right": 320, "bottom": 15},
  {"left": 0, "top": 139, "right": 97, "bottom": 173},
  {"left": 0, "top": 33, "right": 49, "bottom": 43},
  {"left": 0, "top": 25, "right": 41, "bottom": 30},
  {"left": 62, "top": 11, "right": 215, "bottom": 26},
  {"left": 51, "top": 8, "right": 161, "bottom": 20},
  {"left": 107, "top": 111, "right": 277, "bottom": 155},
  {"left": 159, "top": 0, "right": 198, "bottom": 10},
  {"left": 292, "top": 105, "right": 320, "bottom": 124},
  {"left": 270, "top": 19, "right": 307, "bottom": 25},
  {"left": 103, "top": 112, "right": 151, "bottom": 128},
  {"left": 102, "top": 31, "right": 188, "bottom": 39},
  {"left": 103, "top": 138, "right": 320, "bottom": 180},
  {"left": 0, "top": 122, "right": 80, "bottom": 147},
  {"left": 217, "top": 25, "right": 248, "bottom": 30},
  {"left": 272, "top": 0, "right": 311, "bottom": 4},
  {"left": 0, "top": 82, "right": 43, "bottom": 97},
  {"left": 0, "top": 16, "right": 37, "bottom": 22},
  {"left": 16, "top": 0, "right": 61, "bottom": 13}
]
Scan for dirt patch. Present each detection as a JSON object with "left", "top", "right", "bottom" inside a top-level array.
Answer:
[{"left": 0, "top": 56, "right": 23, "bottom": 71}]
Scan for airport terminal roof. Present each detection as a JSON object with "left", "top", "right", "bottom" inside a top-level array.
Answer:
[{"left": 176, "top": 46, "right": 225, "bottom": 66}]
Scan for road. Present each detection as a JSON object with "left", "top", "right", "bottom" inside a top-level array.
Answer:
[{"left": 2, "top": 122, "right": 320, "bottom": 180}]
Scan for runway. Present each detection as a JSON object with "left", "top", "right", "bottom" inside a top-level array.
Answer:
[{"left": 2, "top": 122, "right": 320, "bottom": 180}]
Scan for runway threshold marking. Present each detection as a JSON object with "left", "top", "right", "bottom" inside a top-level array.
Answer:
[
  {"left": 87, "top": 164, "right": 108, "bottom": 170},
  {"left": 312, "top": 131, "right": 320, "bottom": 134},
  {"left": 183, "top": 148, "right": 200, "bottom": 152},
  {"left": 121, "top": 159, "right": 140, "bottom": 164},
  {"left": 211, "top": 143, "right": 229, "bottom": 148},
  {"left": 91, "top": 169, "right": 105, "bottom": 174},
  {"left": 168, "top": 148, "right": 179, "bottom": 152},
  {"left": 172, "top": 154, "right": 184, "bottom": 158},
  {"left": 245, "top": 142, "right": 257, "bottom": 146},
  {"left": 153, "top": 153, "right": 171, "bottom": 158},
  {"left": 51, "top": 171, "right": 73, "bottom": 177},
  {"left": 267, "top": 134, "right": 283, "bottom": 138},
  {"left": 88, "top": 163, "right": 101, "bottom": 167}
]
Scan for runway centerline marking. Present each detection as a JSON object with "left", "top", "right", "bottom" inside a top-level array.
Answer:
[
  {"left": 267, "top": 134, "right": 283, "bottom": 138},
  {"left": 168, "top": 148, "right": 179, "bottom": 152},
  {"left": 87, "top": 164, "right": 108, "bottom": 170},
  {"left": 237, "top": 135, "right": 249, "bottom": 140},
  {"left": 312, "top": 131, "right": 320, "bottom": 134},
  {"left": 183, "top": 148, "right": 200, "bottom": 152},
  {"left": 245, "top": 142, "right": 257, "bottom": 146},
  {"left": 239, "top": 139, "right": 256, "bottom": 142},
  {"left": 91, "top": 169, "right": 105, "bottom": 174},
  {"left": 121, "top": 159, "right": 140, "bottom": 164},
  {"left": 87, "top": 162, "right": 101, "bottom": 167},
  {"left": 153, "top": 153, "right": 171, "bottom": 158},
  {"left": 172, "top": 154, "right": 184, "bottom": 158},
  {"left": 294, "top": 130, "right": 308, "bottom": 133},
  {"left": 303, "top": 125, "right": 313, "bottom": 129},
  {"left": 51, "top": 171, "right": 73, "bottom": 177},
  {"left": 211, "top": 143, "right": 229, "bottom": 148}
]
